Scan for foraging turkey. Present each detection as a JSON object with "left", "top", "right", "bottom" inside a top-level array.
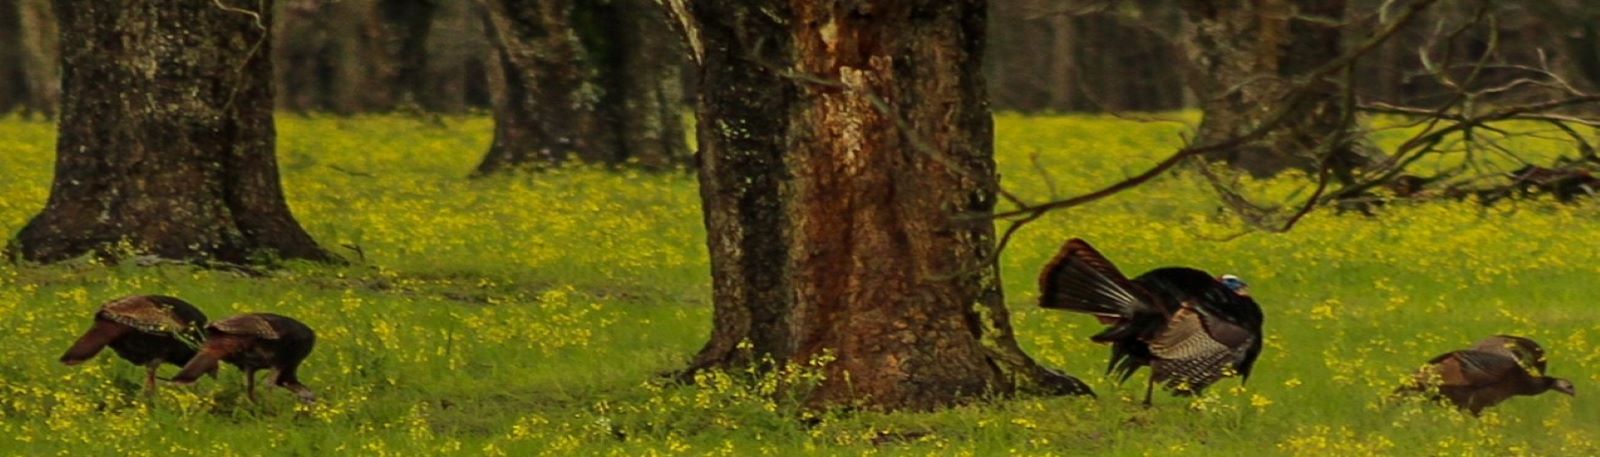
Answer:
[
  {"left": 171, "top": 313, "right": 317, "bottom": 403},
  {"left": 60, "top": 295, "right": 211, "bottom": 393},
  {"left": 1402, "top": 336, "right": 1574, "bottom": 414},
  {"left": 1038, "top": 239, "right": 1264, "bottom": 405}
]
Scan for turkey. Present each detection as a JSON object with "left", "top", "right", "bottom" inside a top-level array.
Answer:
[
  {"left": 1038, "top": 239, "right": 1264, "bottom": 405},
  {"left": 1473, "top": 334, "right": 1546, "bottom": 373},
  {"left": 60, "top": 295, "right": 211, "bottom": 393},
  {"left": 1402, "top": 335, "right": 1574, "bottom": 414},
  {"left": 170, "top": 313, "right": 317, "bottom": 403}
]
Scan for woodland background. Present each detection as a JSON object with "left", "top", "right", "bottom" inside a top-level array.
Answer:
[{"left": 6, "top": 1, "right": 1598, "bottom": 117}]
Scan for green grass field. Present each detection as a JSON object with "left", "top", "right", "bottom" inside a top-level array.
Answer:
[{"left": 0, "top": 114, "right": 1595, "bottom": 456}]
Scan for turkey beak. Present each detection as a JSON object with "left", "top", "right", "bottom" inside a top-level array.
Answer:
[{"left": 1556, "top": 383, "right": 1576, "bottom": 397}]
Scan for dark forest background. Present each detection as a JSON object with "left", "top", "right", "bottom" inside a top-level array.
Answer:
[{"left": 6, "top": 0, "right": 1597, "bottom": 117}]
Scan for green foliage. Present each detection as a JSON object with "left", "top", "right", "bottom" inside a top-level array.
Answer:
[{"left": 0, "top": 113, "right": 1595, "bottom": 455}]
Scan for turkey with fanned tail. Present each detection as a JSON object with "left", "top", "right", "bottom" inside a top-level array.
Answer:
[{"left": 1037, "top": 239, "right": 1264, "bottom": 405}]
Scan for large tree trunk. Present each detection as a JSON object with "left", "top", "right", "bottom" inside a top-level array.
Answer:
[
  {"left": 0, "top": 0, "right": 57, "bottom": 116},
  {"left": 474, "top": 0, "right": 686, "bottom": 175},
  {"left": 669, "top": 0, "right": 1090, "bottom": 411},
  {"left": 9, "top": 0, "right": 331, "bottom": 265},
  {"left": 1179, "top": 0, "right": 1370, "bottom": 180}
]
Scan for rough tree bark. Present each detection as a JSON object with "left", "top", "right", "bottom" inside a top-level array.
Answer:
[
  {"left": 667, "top": 0, "right": 1091, "bottom": 411},
  {"left": 9, "top": 0, "right": 332, "bottom": 265},
  {"left": 1179, "top": 0, "right": 1372, "bottom": 180},
  {"left": 0, "top": 0, "right": 57, "bottom": 116},
  {"left": 474, "top": 0, "right": 686, "bottom": 175}
]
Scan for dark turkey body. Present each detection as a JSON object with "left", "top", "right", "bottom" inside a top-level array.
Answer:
[
  {"left": 221, "top": 314, "right": 316, "bottom": 385},
  {"left": 1111, "top": 267, "right": 1264, "bottom": 393},
  {"left": 106, "top": 330, "right": 198, "bottom": 367}
]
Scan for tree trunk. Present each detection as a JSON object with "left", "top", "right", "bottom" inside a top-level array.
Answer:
[
  {"left": 985, "top": 0, "right": 1054, "bottom": 112},
  {"left": 10, "top": 0, "right": 332, "bottom": 265},
  {"left": 984, "top": 0, "right": 1187, "bottom": 113},
  {"left": 420, "top": 0, "right": 493, "bottom": 113},
  {"left": 475, "top": 0, "right": 687, "bottom": 174},
  {"left": 475, "top": 0, "right": 606, "bottom": 173},
  {"left": 0, "top": 0, "right": 57, "bottom": 116},
  {"left": 669, "top": 0, "right": 1090, "bottom": 411},
  {"left": 600, "top": 1, "right": 687, "bottom": 169},
  {"left": 1046, "top": 10, "right": 1077, "bottom": 111},
  {"left": 271, "top": 0, "right": 438, "bottom": 113},
  {"left": 378, "top": 0, "right": 437, "bottom": 108},
  {"left": 0, "top": 0, "right": 22, "bottom": 113},
  {"left": 1179, "top": 0, "right": 1371, "bottom": 179}
]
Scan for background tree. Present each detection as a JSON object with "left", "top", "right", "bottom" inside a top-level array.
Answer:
[
  {"left": 0, "top": 0, "right": 57, "bottom": 117},
  {"left": 9, "top": 1, "right": 331, "bottom": 265},
  {"left": 664, "top": 0, "right": 1090, "bottom": 411},
  {"left": 987, "top": 0, "right": 1186, "bottom": 112},
  {"left": 416, "top": 0, "right": 495, "bottom": 113},
  {"left": 273, "top": 0, "right": 445, "bottom": 114},
  {"left": 474, "top": 0, "right": 687, "bottom": 175},
  {"left": 1175, "top": 0, "right": 1372, "bottom": 180}
]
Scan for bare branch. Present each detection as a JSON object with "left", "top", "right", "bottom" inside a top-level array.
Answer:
[{"left": 987, "top": 0, "right": 1442, "bottom": 222}]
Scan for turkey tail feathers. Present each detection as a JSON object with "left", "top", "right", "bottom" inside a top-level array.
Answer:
[
  {"left": 1039, "top": 239, "right": 1156, "bottom": 317},
  {"left": 60, "top": 321, "right": 128, "bottom": 365}
]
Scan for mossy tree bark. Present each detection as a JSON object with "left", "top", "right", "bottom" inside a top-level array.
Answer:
[
  {"left": 474, "top": 0, "right": 686, "bottom": 175},
  {"left": 667, "top": 0, "right": 1091, "bottom": 411},
  {"left": 9, "top": 0, "right": 332, "bottom": 265},
  {"left": 1179, "top": 0, "right": 1372, "bottom": 180}
]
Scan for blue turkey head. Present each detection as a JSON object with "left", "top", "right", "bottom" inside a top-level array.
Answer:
[{"left": 1220, "top": 274, "right": 1249, "bottom": 296}]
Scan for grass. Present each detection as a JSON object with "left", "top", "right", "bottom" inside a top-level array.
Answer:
[{"left": 0, "top": 113, "right": 1596, "bottom": 456}]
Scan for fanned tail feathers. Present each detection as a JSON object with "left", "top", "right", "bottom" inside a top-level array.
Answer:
[
  {"left": 1038, "top": 239, "right": 1155, "bottom": 318},
  {"left": 60, "top": 321, "right": 129, "bottom": 365}
]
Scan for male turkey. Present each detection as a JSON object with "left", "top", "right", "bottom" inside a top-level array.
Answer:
[
  {"left": 1038, "top": 239, "right": 1264, "bottom": 405},
  {"left": 1402, "top": 335, "right": 1574, "bottom": 414},
  {"left": 171, "top": 313, "right": 317, "bottom": 403},
  {"left": 60, "top": 295, "right": 211, "bottom": 393}
]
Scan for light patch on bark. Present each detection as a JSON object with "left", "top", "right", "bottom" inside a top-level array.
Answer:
[
  {"left": 829, "top": 66, "right": 875, "bottom": 175},
  {"left": 819, "top": 19, "right": 838, "bottom": 54}
]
